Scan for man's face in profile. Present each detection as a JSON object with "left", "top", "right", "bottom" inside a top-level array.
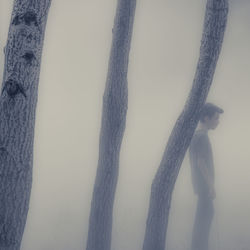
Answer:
[{"left": 204, "top": 112, "right": 220, "bottom": 130}]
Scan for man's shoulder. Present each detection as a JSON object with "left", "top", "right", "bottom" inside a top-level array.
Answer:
[
  {"left": 190, "top": 130, "right": 209, "bottom": 150},
  {"left": 192, "top": 130, "right": 207, "bottom": 142}
]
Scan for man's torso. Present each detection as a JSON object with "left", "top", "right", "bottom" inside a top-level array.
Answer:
[{"left": 189, "top": 129, "right": 214, "bottom": 195}]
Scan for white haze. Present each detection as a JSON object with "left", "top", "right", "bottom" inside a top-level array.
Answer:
[{"left": 0, "top": 0, "right": 249, "bottom": 250}]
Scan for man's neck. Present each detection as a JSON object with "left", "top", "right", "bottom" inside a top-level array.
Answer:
[{"left": 198, "top": 123, "right": 209, "bottom": 132}]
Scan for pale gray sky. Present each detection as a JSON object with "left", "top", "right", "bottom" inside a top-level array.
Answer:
[{"left": 0, "top": 1, "right": 250, "bottom": 250}]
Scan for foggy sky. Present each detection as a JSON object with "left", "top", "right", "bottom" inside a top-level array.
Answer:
[{"left": 0, "top": 1, "right": 250, "bottom": 250}]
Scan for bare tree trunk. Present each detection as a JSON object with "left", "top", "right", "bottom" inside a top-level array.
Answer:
[
  {"left": 142, "top": 1, "right": 229, "bottom": 250},
  {"left": 0, "top": 1, "right": 51, "bottom": 249},
  {"left": 86, "top": 1, "right": 136, "bottom": 250}
]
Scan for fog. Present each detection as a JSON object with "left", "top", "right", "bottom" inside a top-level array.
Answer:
[{"left": 0, "top": 0, "right": 250, "bottom": 249}]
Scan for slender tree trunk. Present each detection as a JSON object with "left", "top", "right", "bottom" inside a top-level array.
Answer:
[
  {"left": 86, "top": 1, "right": 136, "bottom": 250},
  {"left": 0, "top": 1, "right": 51, "bottom": 249},
  {"left": 142, "top": 1, "right": 229, "bottom": 250}
]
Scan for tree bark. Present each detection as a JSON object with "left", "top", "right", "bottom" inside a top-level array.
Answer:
[
  {"left": 86, "top": 1, "right": 136, "bottom": 250},
  {"left": 142, "top": 1, "right": 229, "bottom": 250},
  {"left": 0, "top": 1, "right": 51, "bottom": 249}
]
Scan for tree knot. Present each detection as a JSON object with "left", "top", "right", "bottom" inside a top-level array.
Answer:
[
  {"left": 21, "top": 50, "right": 37, "bottom": 65},
  {"left": 12, "top": 11, "right": 38, "bottom": 27},
  {"left": 2, "top": 79, "right": 27, "bottom": 99}
]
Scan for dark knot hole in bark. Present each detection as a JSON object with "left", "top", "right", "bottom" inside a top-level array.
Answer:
[
  {"left": 2, "top": 79, "right": 27, "bottom": 99},
  {"left": 12, "top": 11, "right": 38, "bottom": 27},
  {"left": 21, "top": 51, "right": 36, "bottom": 65}
]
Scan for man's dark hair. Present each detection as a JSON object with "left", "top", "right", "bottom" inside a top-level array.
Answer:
[{"left": 199, "top": 102, "right": 224, "bottom": 122}]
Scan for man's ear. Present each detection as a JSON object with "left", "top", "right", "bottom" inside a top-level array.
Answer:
[{"left": 203, "top": 115, "right": 209, "bottom": 123}]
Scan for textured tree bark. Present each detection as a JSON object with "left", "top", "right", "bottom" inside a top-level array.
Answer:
[
  {"left": 86, "top": 1, "right": 136, "bottom": 250},
  {"left": 142, "top": 1, "right": 229, "bottom": 250},
  {"left": 0, "top": 1, "right": 51, "bottom": 249}
]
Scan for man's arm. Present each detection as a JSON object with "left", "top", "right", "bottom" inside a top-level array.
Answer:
[{"left": 197, "top": 156, "right": 215, "bottom": 199}]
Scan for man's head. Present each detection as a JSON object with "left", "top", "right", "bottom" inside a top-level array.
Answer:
[{"left": 199, "top": 103, "right": 224, "bottom": 130}]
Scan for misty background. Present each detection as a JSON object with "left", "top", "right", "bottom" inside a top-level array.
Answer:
[{"left": 0, "top": 0, "right": 249, "bottom": 249}]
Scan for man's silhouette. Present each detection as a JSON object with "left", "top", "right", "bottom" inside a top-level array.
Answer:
[{"left": 189, "top": 103, "right": 223, "bottom": 250}]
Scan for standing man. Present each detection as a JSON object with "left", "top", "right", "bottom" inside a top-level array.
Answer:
[{"left": 189, "top": 102, "right": 224, "bottom": 250}]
